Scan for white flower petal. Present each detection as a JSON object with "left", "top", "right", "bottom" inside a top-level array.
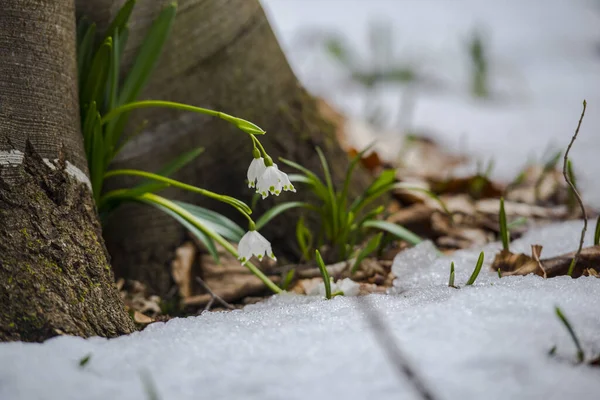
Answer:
[
  {"left": 247, "top": 157, "right": 266, "bottom": 188},
  {"left": 256, "top": 165, "right": 283, "bottom": 198},
  {"left": 237, "top": 230, "right": 276, "bottom": 263}
]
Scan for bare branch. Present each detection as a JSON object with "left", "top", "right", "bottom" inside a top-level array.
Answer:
[
  {"left": 195, "top": 276, "right": 234, "bottom": 311},
  {"left": 563, "top": 100, "right": 587, "bottom": 276}
]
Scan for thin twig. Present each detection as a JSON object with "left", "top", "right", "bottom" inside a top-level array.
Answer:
[
  {"left": 357, "top": 297, "right": 438, "bottom": 400},
  {"left": 195, "top": 276, "right": 234, "bottom": 311},
  {"left": 563, "top": 100, "right": 587, "bottom": 276}
]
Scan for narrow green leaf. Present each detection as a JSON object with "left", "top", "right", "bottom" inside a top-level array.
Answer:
[
  {"left": 77, "top": 23, "right": 96, "bottom": 84},
  {"left": 315, "top": 250, "right": 332, "bottom": 299},
  {"left": 255, "top": 201, "right": 310, "bottom": 231},
  {"left": 279, "top": 157, "right": 329, "bottom": 201},
  {"left": 296, "top": 216, "right": 313, "bottom": 261},
  {"left": 499, "top": 197, "right": 509, "bottom": 251},
  {"left": 594, "top": 215, "right": 600, "bottom": 246},
  {"left": 132, "top": 147, "right": 205, "bottom": 195},
  {"left": 106, "top": 28, "right": 120, "bottom": 116},
  {"left": 339, "top": 143, "right": 375, "bottom": 207},
  {"left": 90, "top": 112, "right": 105, "bottom": 201},
  {"left": 174, "top": 201, "right": 245, "bottom": 242},
  {"left": 466, "top": 251, "right": 484, "bottom": 285},
  {"left": 351, "top": 232, "right": 383, "bottom": 274},
  {"left": 362, "top": 219, "right": 422, "bottom": 246},
  {"left": 316, "top": 147, "right": 338, "bottom": 237},
  {"left": 104, "top": 0, "right": 136, "bottom": 42},
  {"left": 367, "top": 169, "right": 396, "bottom": 195},
  {"left": 281, "top": 269, "right": 295, "bottom": 290},
  {"left": 110, "top": 3, "right": 176, "bottom": 146},
  {"left": 82, "top": 37, "right": 112, "bottom": 109},
  {"left": 143, "top": 198, "right": 220, "bottom": 263},
  {"left": 555, "top": 306, "right": 585, "bottom": 363},
  {"left": 287, "top": 174, "right": 313, "bottom": 185},
  {"left": 449, "top": 262, "right": 455, "bottom": 287},
  {"left": 497, "top": 268, "right": 502, "bottom": 278}
]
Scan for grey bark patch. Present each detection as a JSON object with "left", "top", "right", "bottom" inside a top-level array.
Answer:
[{"left": 0, "top": 142, "right": 135, "bottom": 342}]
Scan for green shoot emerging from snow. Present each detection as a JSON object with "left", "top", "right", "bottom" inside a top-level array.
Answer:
[
  {"left": 466, "top": 252, "right": 484, "bottom": 286},
  {"left": 594, "top": 216, "right": 600, "bottom": 246},
  {"left": 315, "top": 250, "right": 332, "bottom": 300},
  {"left": 448, "top": 262, "right": 456, "bottom": 288},
  {"left": 554, "top": 306, "right": 585, "bottom": 363},
  {"left": 499, "top": 197, "right": 509, "bottom": 252}
]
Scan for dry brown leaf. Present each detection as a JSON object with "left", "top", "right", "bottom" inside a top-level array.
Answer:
[
  {"left": 133, "top": 311, "right": 154, "bottom": 324},
  {"left": 431, "top": 212, "right": 491, "bottom": 248},
  {"left": 492, "top": 245, "right": 600, "bottom": 278},
  {"left": 430, "top": 175, "right": 503, "bottom": 199},
  {"left": 397, "top": 135, "right": 467, "bottom": 180}
]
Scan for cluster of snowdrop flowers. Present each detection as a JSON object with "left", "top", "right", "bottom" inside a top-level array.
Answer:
[
  {"left": 247, "top": 155, "right": 295, "bottom": 199},
  {"left": 237, "top": 144, "right": 296, "bottom": 265}
]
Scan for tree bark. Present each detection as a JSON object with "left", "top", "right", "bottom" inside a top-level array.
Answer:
[
  {"left": 0, "top": 0, "right": 135, "bottom": 341},
  {"left": 78, "top": 0, "right": 371, "bottom": 295}
]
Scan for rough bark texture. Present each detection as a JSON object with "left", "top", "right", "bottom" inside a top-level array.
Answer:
[
  {"left": 78, "top": 0, "right": 371, "bottom": 295},
  {"left": 0, "top": 0, "right": 135, "bottom": 341}
]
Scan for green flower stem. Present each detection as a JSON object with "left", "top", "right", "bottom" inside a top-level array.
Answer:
[
  {"left": 103, "top": 169, "right": 252, "bottom": 215},
  {"left": 251, "top": 135, "right": 272, "bottom": 165},
  {"left": 100, "top": 100, "right": 265, "bottom": 134},
  {"left": 143, "top": 193, "right": 282, "bottom": 294}
]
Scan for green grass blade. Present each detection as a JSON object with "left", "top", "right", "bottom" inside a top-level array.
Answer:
[
  {"left": 82, "top": 37, "right": 112, "bottom": 109},
  {"left": 77, "top": 23, "right": 96, "bottom": 85},
  {"left": 106, "top": 28, "right": 120, "bottom": 117},
  {"left": 499, "top": 197, "right": 509, "bottom": 251},
  {"left": 362, "top": 219, "right": 422, "bottom": 246},
  {"left": 555, "top": 306, "right": 585, "bottom": 363},
  {"left": 279, "top": 157, "right": 329, "bottom": 201},
  {"left": 104, "top": 0, "right": 136, "bottom": 42},
  {"left": 351, "top": 232, "right": 383, "bottom": 274},
  {"left": 174, "top": 201, "right": 245, "bottom": 242},
  {"left": 466, "top": 251, "right": 484, "bottom": 285},
  {"left": 287, "top": 174, "right": 313, "bottom": 185},
  {"left": 315, "top": 147, "right": 338, "bottom": 237},
  {"left": 594, "top": 215, "right": 600, "bottom": 246},
  {"left": 110, "top": 2, "right": 176, "bottom": 146},
  {"left": 296, "top": 216, "right": 313, "bottom": 261},
  {"left": 340, "top": 143, "right": 375, "bottom": 206},
  {"left": 131, "top": 147, "right": 205, "bottom": 195},
  {"left": 90, "top": 112, "right": 105, "bottom": 200},
  {"left": 255, "top": 201, "right": 310, "bottom": 231},
  {"left": 315, "top": 249, "right": 332, "bottom": 299},
  {"left": 449, "top": 262, "right": 455, "bottom": 287},
  {"left": 281, "top": 268, "right": 295, "bottom": 290},
  {"left": 146, "top": 199, "right": 220, "bottom": 263}
]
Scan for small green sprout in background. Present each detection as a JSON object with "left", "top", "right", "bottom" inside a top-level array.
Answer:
[
  {"left": 465, "top": 252, "right": 485, "bottom": 286},
  {"left": 554, "top": 306, "right": 585, "bottom": 363},
  {"left": 594, "top": 215, "right": 600, "bottom": 246},
  {"left": 448, "top": 262, "right": 456, "bottom": 288},
  {"left": 499, "top": 197, "right": 509, "bottom": 251},
  {"left": 467, "top": 29, "right": 489, "bottom": 99},
  {"left": 79, "top": 354, "right": 91, "bottom": 368},
  {"left": 315, "top": 250, "right": 332, "bottom": 300},
  {"left": 497, "top": 268, "right": 502, "bottom": 279}
]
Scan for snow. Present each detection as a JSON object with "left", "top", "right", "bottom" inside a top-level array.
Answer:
[
  {"left": 262, "top": 0, "right": 600, "bottom": 207},
  {"left": 1, "top": 221, "right": 599, "bottom": 400}
]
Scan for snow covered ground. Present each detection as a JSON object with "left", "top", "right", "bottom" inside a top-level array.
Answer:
[
  {"left": 1, "top": 221, "right": 599, "bottom": 400},
  {"left": 262, "top": 0, "right": 600, "bottom": 207},
  {"left": 2, "top": 2, "right": 599, "bottom": 399}
]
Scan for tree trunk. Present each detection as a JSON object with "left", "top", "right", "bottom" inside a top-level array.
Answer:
[
  {"left": 78, "top": 0, "right": 371, "bottom": 296},
  {"left": 0, "top": 0, "right": 135, "bottom": 342}
]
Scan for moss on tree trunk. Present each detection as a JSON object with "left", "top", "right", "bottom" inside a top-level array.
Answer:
[{"left": 0, "top": 0, "right": 135, "bottom": 341}]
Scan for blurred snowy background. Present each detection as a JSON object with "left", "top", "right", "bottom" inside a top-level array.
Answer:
[{"left": 261, "top": 0, "right": 600, "bottom": 206}]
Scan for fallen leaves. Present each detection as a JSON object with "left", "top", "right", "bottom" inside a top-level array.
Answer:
[{"left": 492, "top": 245, "right": 600, "bottom": 278}]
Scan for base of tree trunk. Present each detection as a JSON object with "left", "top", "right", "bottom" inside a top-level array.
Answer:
[{"left": 0, "top": 142, "right": 135, "bottom": 342}]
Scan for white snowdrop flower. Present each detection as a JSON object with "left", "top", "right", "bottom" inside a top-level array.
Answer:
[
  {"left": 247, "top": 157, "right": 267, "bottom": 188},
  {"left": 238, "top": 230, "right": 276, "bottom": 263},
  {"left": 256, "top": 165, "right": 283, "bottom": 199},
  {"left": 276, "top": 165, "right": 296, "bottom": 193},
  {"left": 256, "top": 164, "right": 295, "bottom": 199}
]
